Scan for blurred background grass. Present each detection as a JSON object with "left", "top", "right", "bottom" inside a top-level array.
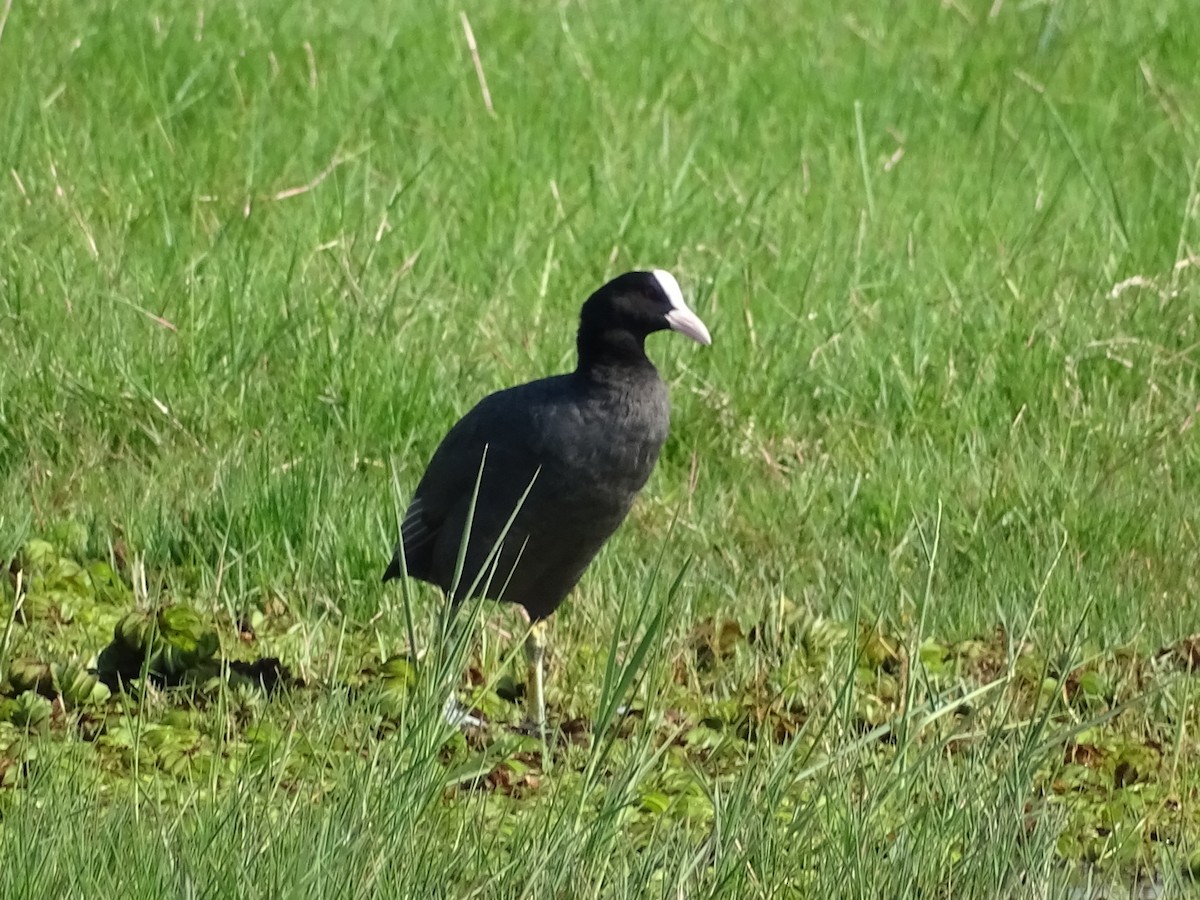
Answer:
[{"left": 3, "top": 0, "right": 1196, "bottom": 644}]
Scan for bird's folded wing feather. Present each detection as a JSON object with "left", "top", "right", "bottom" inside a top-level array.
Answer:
[{"left": 395, "top": 393, "right": 528, "bottom": 551}]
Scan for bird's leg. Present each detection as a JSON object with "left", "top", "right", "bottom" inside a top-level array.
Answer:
[{"left": 524, "top": 619, "right": 549, "bottom": 738}]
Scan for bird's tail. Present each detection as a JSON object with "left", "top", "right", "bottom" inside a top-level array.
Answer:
[{"left": 381, "top": 555, "right": 403, "bottom": 583}]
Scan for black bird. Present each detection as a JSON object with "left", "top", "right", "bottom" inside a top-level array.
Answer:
[{"left": 383, "top": 269, "right": 711, "bottom": 731}]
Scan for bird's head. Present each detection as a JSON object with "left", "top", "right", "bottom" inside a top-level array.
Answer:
[{"left": 578, "top": 270, "right": 711, "bottom": 368}]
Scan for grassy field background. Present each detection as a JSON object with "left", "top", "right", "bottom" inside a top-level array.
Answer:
[{"left": 1, "top": 0, "right": 1199, "bottom": 896}]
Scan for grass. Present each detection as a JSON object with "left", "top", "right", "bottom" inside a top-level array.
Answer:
[{"left": 1, "top": 0, "right": 1199, "bottom": 895}]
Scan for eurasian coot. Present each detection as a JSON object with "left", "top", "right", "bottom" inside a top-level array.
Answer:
[{"left": 383, "top": 269, "right": 711, "bottom": 731}]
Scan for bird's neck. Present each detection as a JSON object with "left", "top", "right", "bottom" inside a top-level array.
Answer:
[{"left": 575, "top": 328, "right": 657, "bottom": 382}]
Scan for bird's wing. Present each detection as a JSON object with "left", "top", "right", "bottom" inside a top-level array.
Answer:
[
  {"left": 385, "top": 377, "right": 580, "bottom": 584},
  {"left": 386, "top": 391, "right": 522, "bottom": 581},
  {"left": 398, "top": 495, "right": 435, "bottom": 553}
]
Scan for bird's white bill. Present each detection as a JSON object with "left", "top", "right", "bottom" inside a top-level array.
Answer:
[
  {"left": 665, "top": 306, "right": 712, "bottom": 345},
  {"left": 653, "top": 268, "right": 712, "bottom": 345}
]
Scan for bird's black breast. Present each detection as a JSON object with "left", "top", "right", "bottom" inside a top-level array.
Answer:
[{"left": 389, "top": 370, "right": 670, "bottom": 619}]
